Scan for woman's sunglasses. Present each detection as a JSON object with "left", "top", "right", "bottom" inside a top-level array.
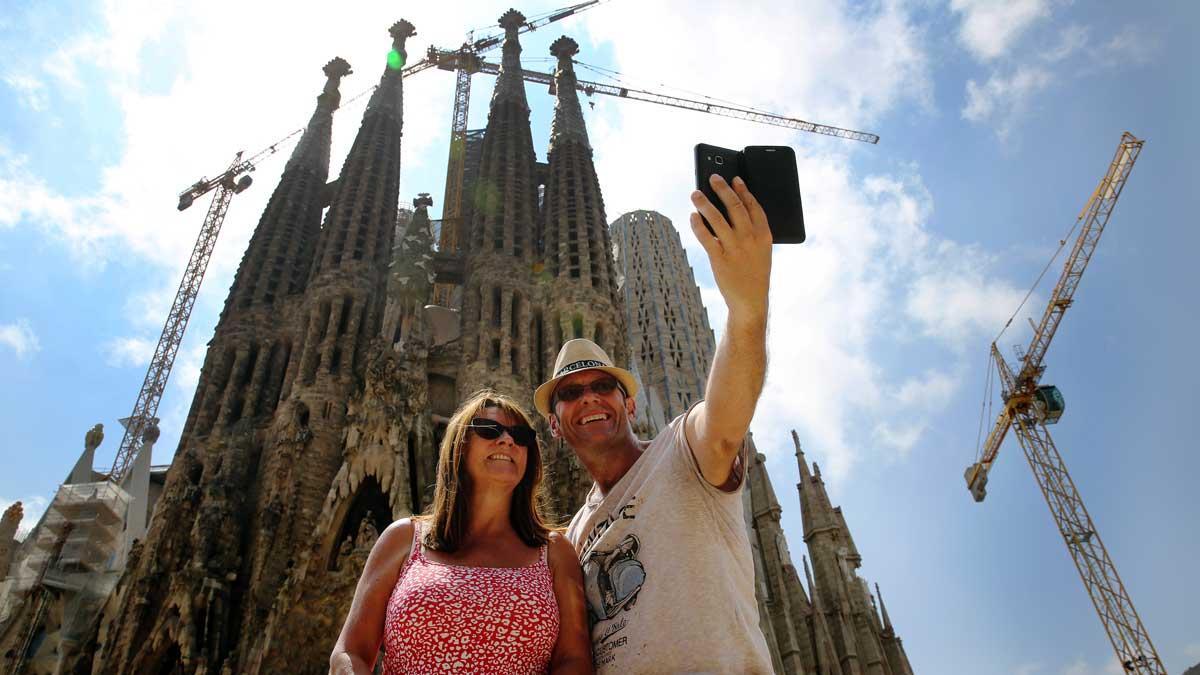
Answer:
[
  {"left": 466, "top": 418, "right": 538, "bottom": 448},
  {"left": 554, "top": 376, "right": 623, "bottom": 403}
]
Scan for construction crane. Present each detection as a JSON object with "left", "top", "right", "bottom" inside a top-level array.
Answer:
[
  {"left": 400, "top": 0, "right": 879, "bottom": 275},
  {"left": 112, "top": 1, "right": 882, "bottom": 476},
  {"left": 105, "top": 131, "right": 301, "bottom": 485},
  {"left": 398, "top": 1, "right": 609, "bottom": 298},
  {"left": 963, "top": 132, "right": 1163, "bottom": 674}
]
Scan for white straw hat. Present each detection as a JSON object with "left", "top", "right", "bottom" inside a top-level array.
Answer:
[{"left": 534, "top": 339, "right": 639, "bottom": 418}]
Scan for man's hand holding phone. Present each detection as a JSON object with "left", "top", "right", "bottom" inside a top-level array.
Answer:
[{"left": 689, "top": 174, "right": 772, "bottom": 323}]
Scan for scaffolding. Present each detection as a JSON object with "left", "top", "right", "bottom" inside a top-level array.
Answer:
[{"left": 4, "top": 481, "right": 130, "bottom": 671}]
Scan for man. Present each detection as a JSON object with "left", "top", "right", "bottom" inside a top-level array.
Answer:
[{"left": 534, "top": 174, "right": 774, "bottom": 673}]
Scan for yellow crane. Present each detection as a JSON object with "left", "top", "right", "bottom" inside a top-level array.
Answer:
[
  {"left": 963, "top": 132, "right": 1164, "bottom": 674},
  {"left": 399, "top": 0, "right": 879, "bottom": 304}
]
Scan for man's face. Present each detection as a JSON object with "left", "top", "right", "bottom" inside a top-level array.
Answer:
[{"left": 548, "top": 369, "right": 635, "bottom": 450}]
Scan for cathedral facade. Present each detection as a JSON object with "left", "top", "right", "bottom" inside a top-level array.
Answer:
[{"left": 1, "top": 10, "right": 912, "bottom": 674}]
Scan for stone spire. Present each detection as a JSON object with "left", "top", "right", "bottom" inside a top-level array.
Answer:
[
  {"left": 185, "top": 57, "right": 355, "bottom": 439},
  {"left": 876, "top": 583, "right": 915, "bottom": 674},
  {"left": 747, "top": 448, "right": 811, "bottom": 672},
  {"left": 539, "top": 34, "right": 627, "bottom": 370},
  {"left": 382, "top": 193, "right": 436, "bottom": 349},
  {"left": 309, "top": 21, "right": 413, "bottom": 278},
  {"left": 222, "top": 57, "right": 351, "bottom": 317},
  {"left": 875, "top": 583, "right": 893, "bottom": 633},
  {"left": 492, "top": 9, "right": 531, "bottom": 110},
  {"left": 794, "top": 430, "right": 837, "bottom": 538},
  {"left": 464, "top": 8, "right": 538, "bottom": 263},
  {"left": 548, "top": 36, "right": 589, "bottom": 151},
  {"left": 804, "top": 555, "right": 847, "bottom": 675},
  {"left": 541, "top": 35, "right": 618, "bottom": 296},
  {"left": 456, "top": 8, "right": 540, "bottom": 400}
]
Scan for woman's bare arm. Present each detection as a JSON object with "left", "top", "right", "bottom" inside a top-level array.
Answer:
[
  {"left": 329, "top": 519, "right": 414, "bottom": 675},
  {"left": 547, "top": 532, "right": 594, "bottom": 674}
]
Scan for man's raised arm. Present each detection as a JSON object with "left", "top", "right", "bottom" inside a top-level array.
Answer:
[{"left": 684, "top": 174, "right": 773, "bottom": 487}]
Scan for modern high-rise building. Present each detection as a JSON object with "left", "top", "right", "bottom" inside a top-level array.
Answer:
[{"left": 0, "top": 12, "right": 913, "bottom": 674}]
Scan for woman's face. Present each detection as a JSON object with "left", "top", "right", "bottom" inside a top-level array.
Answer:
[{"left": 462, "top": 406, "right": 530, "bottom": 492}]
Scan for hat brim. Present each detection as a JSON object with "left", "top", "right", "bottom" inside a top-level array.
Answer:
[{"left": 534, "top": 365, "right": 640, "bottom": 419}]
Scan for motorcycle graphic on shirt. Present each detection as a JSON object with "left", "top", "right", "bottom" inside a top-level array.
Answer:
[{"left": 581, "top": 534, "right": 646, "bottom": 626}]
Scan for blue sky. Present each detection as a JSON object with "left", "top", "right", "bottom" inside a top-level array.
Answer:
[{"left": 1, "top": 1, "right": 1197, "bottom": 673}]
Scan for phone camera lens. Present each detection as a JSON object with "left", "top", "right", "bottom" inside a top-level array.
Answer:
[{"left": 714, "top": 156, "right": 724, "bottom": 165}]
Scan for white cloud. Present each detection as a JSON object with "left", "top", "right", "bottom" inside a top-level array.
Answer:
[
  {"left": 1094, "top": 24, "right": 1162, "bottom": 68},
  {"left": 1044, "top": 24, "right": 1090, "bottom": 63},
  {"left": 103, "top": 336, "right": 156, "bottom": 367},
  {"left": 1054, "top": 655, "right": 1129, "bottom": 675},
  {"left": 959, "top": 17, "right": 1160, "bottom": 140},
  {"left": 905, "top": 240, "right": 1032, "bottom": 343},
  {"left": 962, "top": 65, "right": 1054, "bottom": 140},
  {"left": 5, "top": 0, "right": 1015, "bottom": 485},
  {"left": 1061, "top": 656, "right": 1089, "bottom": 675},
  {"left": 0, "top": 318, "right": 40, "bottom": 358},
  {"left": 575, "top": 0, "right": 1032, "bottom": 479},
  {"left": 950, "top": 0, "right": 1051, "bottom": 61},
  {"left": 1014, "top": 661, "right": 1043, "bottom": 675},
  {"left": 3, "top": 72, "right": 48, "bottom": 111}
]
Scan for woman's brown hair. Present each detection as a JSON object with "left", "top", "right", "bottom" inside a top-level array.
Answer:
[{"left": 420, "top": 389, "right": 550, "bottom": 552}]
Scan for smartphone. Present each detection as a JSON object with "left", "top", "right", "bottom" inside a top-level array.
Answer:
[{"left": 694, "top": 143, "right": 806, "bottom": 244}]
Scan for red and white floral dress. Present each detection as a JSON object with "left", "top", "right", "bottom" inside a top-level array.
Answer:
[{"left": 383, "top": 521, "right": 560, "bottom": 674}]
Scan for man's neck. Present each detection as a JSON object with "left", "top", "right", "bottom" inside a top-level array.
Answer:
[{"left": 575, "top": 433, "right": 648, "bottom": 496}]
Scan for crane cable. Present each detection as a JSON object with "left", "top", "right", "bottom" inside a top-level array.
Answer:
[
  {"left": 991, "top": 212, "right": 1086, "bottom": 346},
  {"left": 973, "top": 351, "right": 995, "bottom": 463},
  {"left": 572, "top": 60, "right": 781, "bottom": 117},
  {"left": 977, "top": 195, "right": 1091, "bottom": 461}
]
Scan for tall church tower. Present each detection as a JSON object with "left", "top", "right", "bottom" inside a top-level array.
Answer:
[
  {"left": 798, "top": 438, "right": 914, "bottom": 675},
  {"left": 57, "top": 10, "right": 916, "bottom": 675},
  {"left": 457, "top": 9, "right": 542, "bottom": 400},
  {"left": 541, "top": 36, "right": 626, "bottom": 368},
  {"left": 185, "top": 56, "right": 350, "bottom": 441},
  {"left": 94, "top": 21, "right": 417, "bottom": 675}
]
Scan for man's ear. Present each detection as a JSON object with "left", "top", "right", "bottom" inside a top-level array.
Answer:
[
  {"left": 625, "top": 394, "right": 636, "bottom": 421},
  {"left": 548, "top": 413, "right": 562, "bottom": 438}
]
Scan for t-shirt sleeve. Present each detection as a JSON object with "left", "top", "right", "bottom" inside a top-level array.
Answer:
[{"left": 670, "top": 400, "right": 749, "bottom": 495}]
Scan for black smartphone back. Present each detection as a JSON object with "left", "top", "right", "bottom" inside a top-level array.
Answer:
[
  {"left": 694, "top": 143, "right": 806, "bottom": 244},
  {"left": 743, "top": 145, "right": 805, "bottom": 243},
  {"left": 694, "top": 143, "right": 741, "bottom": 229}
]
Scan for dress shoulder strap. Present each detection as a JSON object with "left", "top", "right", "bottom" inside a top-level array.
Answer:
[
  {"left": 409, "top": 519, "right": 424, "bottom": 563},
  {"left": 538, "top": 541, "right": 549, "bottom": 567}
]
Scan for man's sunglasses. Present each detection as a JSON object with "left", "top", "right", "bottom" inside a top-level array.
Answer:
[
  {"left": 466, "top": 418, "right": 538, "bottom": 448},
  {"left": 554, "top": 376, "right": 624, "bottom": 403}
]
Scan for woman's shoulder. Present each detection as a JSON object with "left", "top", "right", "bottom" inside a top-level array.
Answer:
[
  {"left": 373, "top": 517, "right": 418, "bottom": 559},
  {"left": 545, "top": 530, "right": 579, "bottom": 570}
]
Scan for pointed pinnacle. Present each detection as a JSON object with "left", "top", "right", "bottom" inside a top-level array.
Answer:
[
  {"left": 499, "top": 8, "right": 526, "bottom": 31},
  {"left": 323, "top": 56, "right": 352, "bottom": 80},
  {"left": 876, "top": 582, "right": 894, "bottom": 630},
  {"left": 802, "top": 555, "right": 820, "bottom": 607},
  {"left": 389, "top": 20, "right": 416, "bottom": 48},
  {"left": 550, "top": 35, "right": 580, "bottom": 61},
  {"left": 793, "top": 430, "right": 812, "bottom": 480}
]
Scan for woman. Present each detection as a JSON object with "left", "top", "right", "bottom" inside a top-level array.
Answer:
[{"left": 330, "top": 390, "right": 593, "bottom": 674}]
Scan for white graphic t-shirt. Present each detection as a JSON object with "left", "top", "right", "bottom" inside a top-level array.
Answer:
[{"left": 565, "top": 407, "right": 774, "bottom": 674}]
